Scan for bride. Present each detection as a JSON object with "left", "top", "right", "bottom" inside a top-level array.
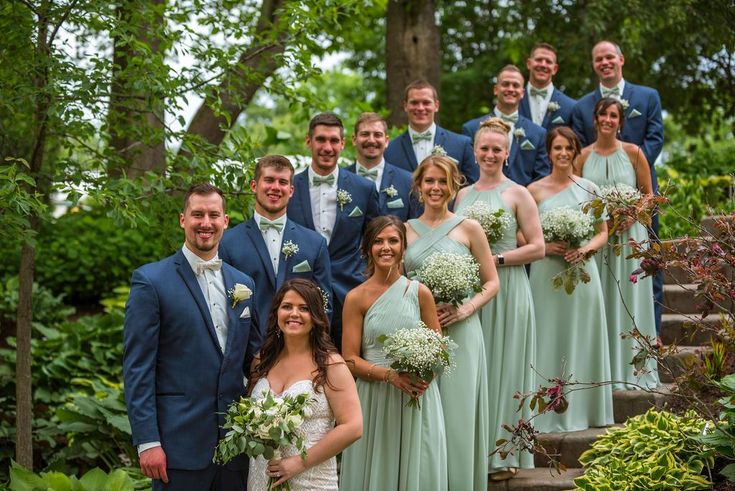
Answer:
[{"left": 247, "top": 279, "right": 362, "bottom": 490}]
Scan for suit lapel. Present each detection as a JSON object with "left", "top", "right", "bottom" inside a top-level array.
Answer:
[
  {"left": 175, "top": 251, "right": 223, "bottom": 358},
  {"left": 276, "top": 222, "right": 295, "bottom": 287},
  {"left": 378, "top": 167, "right": 392, "bottom": 209},
  {"left": 244, "top": 219, "right": 276, "bottom": 288},
  {"left": 542, "top": 90, "right": 560, "bottom": 127},
  {"left": 399, "top": 132, "right": 419, "bottom": 170},
  {"left": 220, "top": 266, "right": 240, "bottom": 357},
  {"left": 293, "top": 171, "right": 315, "bottom": 229},
  {"left": 331, "top": 171, "right": 350, "bottom": 242},
  {"left": 519, "top": 95, "right": 531, "bottom": 121},
  {"left": 508, "top": 121, "right": 521, "bottom": 169}
]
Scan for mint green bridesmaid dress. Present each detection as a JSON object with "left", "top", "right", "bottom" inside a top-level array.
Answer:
[
  {"left": 530, "top": 179, "right": 614, "bottom": 433},
  {"left": 456, "top": 180, "right": 536, "bottom": 472},
  {"left": 582, "top": 147, "right": 659, "bottom": 390},
  {"left": 405, "top": 216, "right": 489, "bottom": 491},
  {"left": 339, "top": 277, "right": 448, "bottom": 491}
]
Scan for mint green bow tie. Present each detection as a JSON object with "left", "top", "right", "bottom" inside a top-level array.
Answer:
[
  {"left": 357, "top": 166, "right": 379, "bottom": 181},
  {"left": 499, "top": 113, "right": 518, "bottom": 124},
  {"left": 311, "top": 174, "right": 335, "bottom": 186},
  {"left": 530, "top": 87, "right": 548, "bottom": 98},
  {"left": 259, "top": 219, "right": 284, "bottom": 232},
  {"left": 411, "top": 131, "right": 433, "bottom": 143},
  {"left": 195, "top": 258, "right": 222, "bottom": 275},
  {"left": 601, "top": 86, "right": 620, "bottom": 97}
]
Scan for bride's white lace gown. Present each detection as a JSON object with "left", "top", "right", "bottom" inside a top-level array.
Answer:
[{"left": 247, "top": 378, "right": 338, "bottom": 491}]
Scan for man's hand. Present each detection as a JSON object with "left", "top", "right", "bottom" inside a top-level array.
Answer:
[{"left": 140, "top": 446, "right": 169, "bottom": 483}]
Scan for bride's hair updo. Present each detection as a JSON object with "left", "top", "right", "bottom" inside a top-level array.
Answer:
[{"left": 474, "top": 117, "right": 511, "bottom": 150}]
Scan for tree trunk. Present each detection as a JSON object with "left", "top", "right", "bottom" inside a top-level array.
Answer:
[
  {"left": 108, "top": 0, "right": 166, "bottom": 178},
  {"left": 385, "top": 0, "right": 441, "bottom": 128}
]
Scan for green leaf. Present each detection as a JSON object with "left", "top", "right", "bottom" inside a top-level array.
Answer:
[
  {"left": 79, "top": 468, "right": 108, "bottom": 491},
  {"left": 9, "top": 461, "right": 46, "bottom": 491}
]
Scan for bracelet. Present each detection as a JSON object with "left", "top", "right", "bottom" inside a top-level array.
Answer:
[
  {"left": 384, "top": 368, "right": 395, "bottom": 384},
  {"left": 366, "top": 363, "right": 377, "bottom": 381}
]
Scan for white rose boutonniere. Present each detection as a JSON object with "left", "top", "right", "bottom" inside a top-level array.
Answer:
[
  {"left": 281, "top": 240, "right": 299, "bottom": 260},
  {"left": 228, "top": 283, "right": 252, "bottom": 308},
  {"left": 620, "top": 99, "right": 630, "bottom": 111},
  {"left": 513, "top": 127, "right": 526, "bottom": 141},
  {"left": 336, "top": 189, "right": 352, "bottom": 210},
  {"left": 430, "top": 145, "right": 459, "bottom": 164},
  {"left": 382, "top": 185, "right": 398, "bottom": 198},
  {"left": 547, "top": 101, "right": 561, "bottom": 113}
]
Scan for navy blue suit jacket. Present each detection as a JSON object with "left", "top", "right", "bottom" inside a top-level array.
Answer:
[
  {"left": 123, "top": 249, "right": 261, "bottom": 470},
  {"left": 344, "top": 162, "right": 421, "bottom": 221},
  {"left": 462, "top": 113, "right": 550, "bottom": 187},
  {"left": 287, "top": 169, "right": 380, "bottom": 311},
  {"left": 219, "top": 218, "right": 333, "bottom": 333},
  {"left": 571, "top": 82, "right": 664, "bottom": 191},
  {"left": 384, "top": 126, "right": 479, "bottom": 184},
  {"left": 519, "top": 87, "right": 576, "bottom": 130}
]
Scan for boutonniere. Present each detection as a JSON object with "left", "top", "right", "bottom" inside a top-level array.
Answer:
[
  {"left": 228, "top": 283, "right": 252, "bottom": 308},
  {"left": 382, "top": 185, "right": 398, "bottom": 198},
  {"left": 513, "top": 127, "right": 526, "bottom": 141},
  {"left": 430, "top": 145, "right": 459, "bottom": 164},
  {"left": 547, "top": 101, "right": 561, "bottom": 113},
  {"left": 281, "top": 240, "right": 299, "bottom": 260},
  {"left": 620, "top": 99, "right": 630, "bottom": 111},
  {"left": 336, "top": 189, "right": 352, "bottom": 210}
]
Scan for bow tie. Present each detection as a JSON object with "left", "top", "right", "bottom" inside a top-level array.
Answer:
[
  {"left": 530, "top": 87, "right": 548, "bottom": 98},
  {"left": 357, "top": 166, "right": 379, "bottom": 181},
  {"left": 411, "top": 131, "right": 433, "bottom": 143},
  {"left": 601, "top": 86, "right": 621, "bottom": 97},
  {"left": 311, "top": 174, "right": 335, "bottom": 186},
  {"left": 259, "top": 218, "right": 284, "bottom": 232},
  {"left": 498, "top": 113, "right": 518, "bottom": 124},
  {"left": 195, "top": 258, "right": 222, "bottom": 275}
]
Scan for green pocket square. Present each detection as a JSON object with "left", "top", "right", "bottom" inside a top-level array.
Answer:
[
  {"left": 292, "top": 260, "right": 311, "bottom": 273},
  {"left": 629, "top": 109, "right": 642, "bottom": 118},
  {"left": 551, "top": 116, "right": 565, "bottom": 124},
  {"left": 348, "top": 206, "right": 363, "bottom": 217},
  {"left": 387, "top": 198, "right": 405, "bottom": 209},
  {"left": 520, "top": 140, "right": 536, "bottom": 150}
]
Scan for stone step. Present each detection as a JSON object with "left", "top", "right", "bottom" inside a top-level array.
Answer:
[
  {"left": 662, "top": 284, "right": 729, "bottom": 315},
  {"left": 535, "top": 426, "right": 613, "bottom": 469},
  {"left": 701, "top": 214, "right": 734, "bottom": 238},
  {"left": 658, "top": 345, "right": 711, "bottom": 383},
  {"left": 487, "top": 467, "right": 584, "bottom": 490},
  {"left": 660, "top": 313, "right": 723, "bottom": 346},
  {"left": 612, "top": 383, "right": 674, "bottom": 423}
]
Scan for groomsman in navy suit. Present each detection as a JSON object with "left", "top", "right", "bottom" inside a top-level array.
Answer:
[
  {"left": 571, "top": 40, "right": 665, "bottom": 336},
  {"left": 219, "top": 155, "right": 332, "bottom": 333},
  {"left": 384, "top": 80, "right": 478, "bottom": 184},
  {"left": 344, "top": 112, "right": 421, "bottom": 221},
  {"left": 463, "top": 65, "right": 550, "bottom": 187},
  {"left": 123, "top": 183, "right": 261, "bottom": 490},
  {"left": 519, "top": 42, "right": 576, "bottom": 130},
  {"left": 288, "top": 113, "right": 380, "bottom": 349}
]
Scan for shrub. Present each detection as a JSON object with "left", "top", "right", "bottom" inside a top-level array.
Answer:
[{"left": 8, "top": 461, "right": 150, "bottom": 490}]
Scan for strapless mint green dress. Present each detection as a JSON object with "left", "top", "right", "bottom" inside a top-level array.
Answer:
[
  {"left": 582, "top": 147, "right": 659, "bottom": 390},
  {"left": 455, "top": 180, "right": 535, "bottom": 472},
  {"left": 339, "top": 277, "right": 448, "bottom": 491},
  {"left": 405, "top": 216, "right": 489, "bottom": 491},
  {"left": 530, "top": 179, "right": 614, "bottom": 433}
]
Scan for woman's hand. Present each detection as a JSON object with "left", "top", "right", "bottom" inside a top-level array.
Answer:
[
  {"left": 564, "top": 246, "right": 591, "bottom": 265},
  {"left": 268, "top": 455, "right": 306, "bottom": 487},
  {"left": 389, "top": 371, "right": 429, "bottom": 398},
  {"left": 545, "top": 241, "right": 567, "bottom": 257},
  {"left": 436, "top": 302, "right": 474, "bottom": 328}
]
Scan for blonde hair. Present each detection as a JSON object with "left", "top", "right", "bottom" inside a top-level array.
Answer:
[
  {"left": 474, "top": 117, "right": 511, "bottom": 150},
  {"left": 411, "top": 156, "right": 465, "bottom": 201}
]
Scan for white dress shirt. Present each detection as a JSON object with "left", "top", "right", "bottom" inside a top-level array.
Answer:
[
  {"left": 356, "top": 159, "right": 385, "bottom": 191},
  {"left": 408, "top": 122, "right": 436, "bottom": 164},
  {"left": 494, "top": 107, "right": 519, "bottom": 153},
  {"left": 527, "top": 82, "right": 554, "bottom": 126},
  {"left": 253, "top": 212, "right": 287, "bottom": 274},
  {"left": 308, "top": 166, "right": 339, "bottom": 244},
  {"left": 599, "top": 79, "right": 626, "bottom": 100}
]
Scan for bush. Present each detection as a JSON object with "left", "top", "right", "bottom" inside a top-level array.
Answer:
[{"left": 8, "top": 461, "right": 149, "bottom": 490}]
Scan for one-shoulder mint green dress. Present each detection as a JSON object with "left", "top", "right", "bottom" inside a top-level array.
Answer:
[
  {"left": 340, "top": 277, "right": 448, "bottom": 491},
  {"left": 530, "top": 179, "right": 614, "bottom": 433},
  {"left": 405, "top": 216, "right": 489, "bottom": 491},
  {"left": 456, "top": 180, "right": 536, "bottom": 472},
  {"left": 583, "top": 147, "right": 659, "bottom": 390}
]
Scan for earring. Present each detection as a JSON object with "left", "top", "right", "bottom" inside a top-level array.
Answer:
[{"left": 418, "top": 192, "right": 424, "bottom": 203}]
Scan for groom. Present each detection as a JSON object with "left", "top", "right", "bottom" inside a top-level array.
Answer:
[{"left": 123, "top": 183, "right": 261, "bottom": 490}]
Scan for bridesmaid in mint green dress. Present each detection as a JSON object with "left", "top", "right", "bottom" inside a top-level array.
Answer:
[
  {"left": 527, "top": 127, "right": 614, "bottom": 433},
  {"left": 340, "top": 216, "right": 448, "bottom": 491},
  {"left": 404, "top": 156, "right": 500, "bottom": 491},
  {"left": 577, "top": 98, "right": 659, "bottom": 390},
  {"left": 455, "top": 118, "right": 545, "bottom": 480}
]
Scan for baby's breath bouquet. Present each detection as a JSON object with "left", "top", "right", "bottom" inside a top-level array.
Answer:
[
  {"left": 377, "top": 322, "right": 457, "bottom": 409},
  {"left": 459, "top": 201, "right": 511, "bottom": 245},
  {"left": 214, "top": 391, "right": 313, "bottom": 490},
  {"left": 540, "top": 207, "right": 595, "bottom": 294},
  {"left": 416, "top": 251, "right": 482, "bottom": 307}
]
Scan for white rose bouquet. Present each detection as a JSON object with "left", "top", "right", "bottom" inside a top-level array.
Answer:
[
  {"left": 416, "top": 251, "right": 482, "bottom": 307},
  {"left": 459, "top": 201, "right": 511, "bottom": 245},
  {"left": 214, "top": 391, "right": 313, "bottom": 490},
  {"left": 378, "top": 322, "right": 457, "bottom": 409},
  {"left": 540, "top": 207, "right": 595, "bottom": 294}
]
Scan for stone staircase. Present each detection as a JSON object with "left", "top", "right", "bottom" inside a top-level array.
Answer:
[{"left": 488, "top": 216, "right": 732, "bottom": 490}]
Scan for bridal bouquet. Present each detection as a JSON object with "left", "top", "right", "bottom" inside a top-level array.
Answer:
[
  {"left": 214, "top": 391, "right": 313, "bottom": 490},
  {"left": 416, "top": 251, "right": 482, "bottom": 307},
  {"left": 378, "top": 322, "right": 457, "bottom": 409},
  {"left": 459, "top": 201, "right": 511, "bottom": 245},
  {"left": 540, "top": 207, "right": 595, "bottom": 294}
]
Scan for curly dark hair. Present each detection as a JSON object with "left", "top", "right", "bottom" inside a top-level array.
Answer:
[{"left": 248, "top": 279, "right": 337, "bottom": 394}]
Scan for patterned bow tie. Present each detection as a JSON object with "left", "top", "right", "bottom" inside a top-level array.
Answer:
[
  {"left": 601, "top": 86, "right": 621, "bottom": 97},
  {"left": 411, "top": 131, "right": 433, "bottom": 143},
  {"left": 311, "top": 174, "right": 335, "bottom": 186},
  {"left": 498, "top": 113, "right": 519, "bottom": 124},
  {"left": 259, "top": 218, "right": 284, "bottom": 232},
  {"left": 195, "top": 258, "right": 222, "bottom": 275},
  {"left": 357, "top": 166, "right": 379, "bottom": 181},
  {"left": 530, "top": 87, "right": 548, "bottom": 98}
]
